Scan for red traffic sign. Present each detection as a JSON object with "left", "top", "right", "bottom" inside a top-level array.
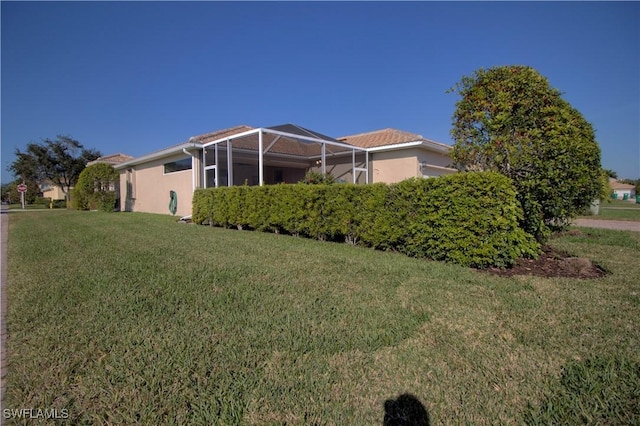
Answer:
[{"left": 17, "top": 183, "right": 28, "bottom": 193}]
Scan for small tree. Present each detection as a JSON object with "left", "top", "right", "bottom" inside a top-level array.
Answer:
[
  {"left": 449, "top": 65, "right": 602, "bottom": 241},
  {"left": 73, "top": 163, "right": 118, "bottom": 212}
]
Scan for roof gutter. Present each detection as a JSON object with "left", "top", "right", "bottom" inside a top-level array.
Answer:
[
  {"left": 365, "top": 140, "right": 451, "bottom": 154},
  {"left": 114, "top": 142, "right": 203, "bottom": 170}
]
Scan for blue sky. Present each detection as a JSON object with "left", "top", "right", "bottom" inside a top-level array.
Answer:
[{"left": 2, "top": 1, "right": 639, "bottom": 183}]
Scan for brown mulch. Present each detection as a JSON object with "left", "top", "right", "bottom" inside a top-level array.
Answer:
[{"left": 483, "top": 245, "right": 606, "bottom": 279}]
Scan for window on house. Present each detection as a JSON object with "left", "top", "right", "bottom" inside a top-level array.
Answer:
[{"left": 164, "top": 157, "right": 192, "bottom": 174}]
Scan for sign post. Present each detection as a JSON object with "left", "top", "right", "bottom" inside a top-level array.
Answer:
[{"left": 17, "top": 183, "right": 27, "bottom": 209}]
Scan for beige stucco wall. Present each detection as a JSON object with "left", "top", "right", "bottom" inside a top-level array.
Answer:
[
  {"left": 370, "top": 149, "right": 421, "bottom": 183},
  {"left": 416, "top": 150, "right": 453, "bottom": 169},
  {"left": 306, "top": 147, "right": 454, "bottom": 184},
  {"left": 371, "top": 148, "right": 455, "bottom": 183},
  {"left": 41, "top": 185, "right": 67, "bottom": 200},
  {"left": 120, "top": 153, "right": 195, "bottom": 217},
  {"left": 417, "top": 150, "right": 456, "bottom": 177}
]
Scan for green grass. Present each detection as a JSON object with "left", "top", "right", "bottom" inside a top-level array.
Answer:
[
  {"left": 607, "top": 199, "right": 640, "bottom": 208},
  {"left": 7, "top": 203, "right": 48, "bottom": 210},
  {"left": 580, "top": 200, "right": 640, "bottom": 221},
  {"left": 6, "top": 211, "right": 640, "bottom": 424}
]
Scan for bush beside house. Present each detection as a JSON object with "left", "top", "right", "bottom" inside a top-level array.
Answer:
[
  {"left": 34, "top": 196, "right": 66, "bottom": 208},
  {"left": 193, "top": 172, "right": 538, "bottom": 268},
  {"left": 73, "top": 163, "right": 119, "bottom": 212}
]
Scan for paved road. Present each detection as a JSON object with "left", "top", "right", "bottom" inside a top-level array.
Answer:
[{"left": 573, "top": 218, "right": 640, "bottom": 232}]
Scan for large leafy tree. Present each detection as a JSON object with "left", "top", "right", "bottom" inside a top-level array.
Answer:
[
  {"left": 449, "top": 65, "right": 602, "bottom": 241},
  {"left": 9, "top": 136, "right": 101, "bottom": 203}
]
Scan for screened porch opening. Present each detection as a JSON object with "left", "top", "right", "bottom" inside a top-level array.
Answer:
[{"left": 201, "top": 124, "right": 369, "bottom": 188}]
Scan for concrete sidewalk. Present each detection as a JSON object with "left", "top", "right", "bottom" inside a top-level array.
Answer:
[
  {"left": 573, "top": 218, "right": 640, "bottom": 232},
  {"left": 1, "top": 206, "right": 8, "bottom": 424}
]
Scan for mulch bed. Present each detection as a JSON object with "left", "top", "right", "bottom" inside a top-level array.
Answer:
[{"left": 483, "top": 245, "right": 606, "bottom": 279}]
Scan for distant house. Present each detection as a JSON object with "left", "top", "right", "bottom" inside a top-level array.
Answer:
[
  {"left": 114, "top": 123, "right": 457, "bottom": 217},
  {"left": 610, "top": 178, "right": 636, "bottom": 200},
  {"left": 40, "top": 181, "right": 66, "bottom": 201}
]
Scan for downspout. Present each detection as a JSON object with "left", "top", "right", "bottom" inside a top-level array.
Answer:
[
  {"left": 183, "top": 142, "right": 197, "bottom": 192},
  {"left": 258, "top": 129, "right": 264, "bottom": 186}
]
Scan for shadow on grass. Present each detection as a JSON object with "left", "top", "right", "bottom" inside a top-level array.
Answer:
[{"left": 383, "top": 393, "right": 430, "bottom": 426}]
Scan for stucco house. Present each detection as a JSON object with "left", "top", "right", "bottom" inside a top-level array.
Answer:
[
  {"left": 610, "top": 178, "right": 637, "bottom": 200},
  {"left": 39, "top": 181, "right": 67, "bottom": 201},
  {"left": 114, "top": 123, "right": 456, "bottom": 217}
]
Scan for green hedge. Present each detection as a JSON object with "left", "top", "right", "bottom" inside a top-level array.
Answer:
[
  {"left": 51, "top": 199, "right": 67, "bottom": 209},
  {"left": 192, "top": 172, "right": 539, "bottom": 268},
  {"left": 34, "top": 197, "right": 66, "bottom": 208}
]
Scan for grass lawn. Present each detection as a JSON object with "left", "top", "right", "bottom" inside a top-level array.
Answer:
[
  {"left": 580, "top": 200, "right": 640, "bottom": 221},
  {"left": 6, "top": 211, "right": 640, "bottom": 424},
  {"left": 7, "top": 203, "right": 48, "bottom": 210}
]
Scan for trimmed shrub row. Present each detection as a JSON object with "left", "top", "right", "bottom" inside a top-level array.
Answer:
[
  {"left": 34, "top": 197, "right": 66, "bottom": 208},
  {"left": 192, "top": 172, "right": 539, "bottom": 268}
]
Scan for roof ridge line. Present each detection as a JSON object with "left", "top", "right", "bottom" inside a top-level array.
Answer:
[
  {"left": 190, "top": 124, "right": 254, "bottom": 141},
  {"left": 338, "top": 128, "right": 399, "bottom": 139}
]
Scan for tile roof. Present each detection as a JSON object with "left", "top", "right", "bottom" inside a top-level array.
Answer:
[
  {"left": 197, "top": 124, "right": 353, "bottom": 157},
  {"left": 190, "top": 125, "right": 255, "bottom": 144},
  {"left": 121, "top": 124, "right": 450, "bottom": 169},
  {"left": 337, "top": 128, "right": 449, "bottom": 149},
  {"left": 120, "top": 125, "right": 255, "bottom": 163},
  {"left": 266, "top": 124, "right": 341, "bottom": 143},
  {"left": 216, "top": 132, "right": 319, "bottom": 157},
  {"left": 87, "top": 153, "right": 134, "bottom": 166},
  {"left": 610, "top": 179, "right": 636, "bottom": 190}
]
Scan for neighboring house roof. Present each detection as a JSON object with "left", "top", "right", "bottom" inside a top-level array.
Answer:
[
  {"left": 609, "top": 179, "right": 636, "bottom": 190},
  {"left": 338, "top": 128, "right": 451, "bottom": 153},
  {"left": 87, "top": 153, "right": 134, "bottom": 167}
]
